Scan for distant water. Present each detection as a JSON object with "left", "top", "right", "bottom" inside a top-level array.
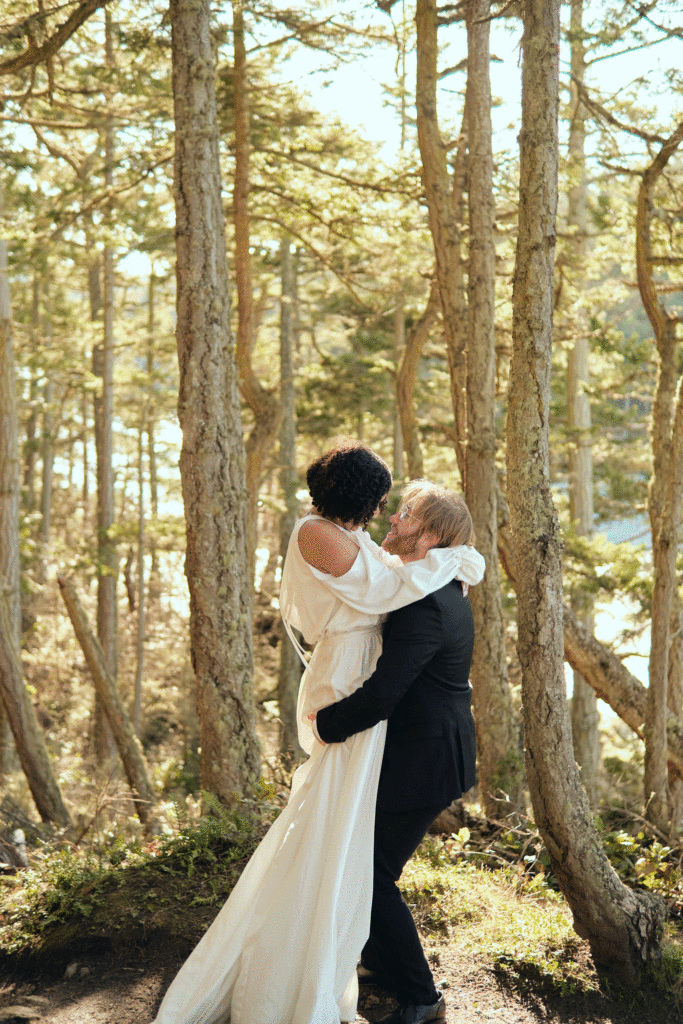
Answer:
[{"left": 596, "top": 515, "right": 650, "bottom": 548}]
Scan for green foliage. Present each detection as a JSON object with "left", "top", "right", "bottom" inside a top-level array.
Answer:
[{"left": 0, "top": 799, "right": 262, "bottom": 959}]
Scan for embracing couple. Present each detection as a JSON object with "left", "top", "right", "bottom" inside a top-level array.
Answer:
[{"left": 152, "top": 440, "right": 485, "bottom": 1024}]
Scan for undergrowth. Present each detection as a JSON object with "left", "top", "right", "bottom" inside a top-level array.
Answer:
[
  {"left": 403, "top": 827, "right": 683, "bottom": 1003},
  {"left": 3, "top": 799, "right": 683, "bottom": 1006},
  {"left": 0, "top": 797, "right": 263, "bottom": 959}
]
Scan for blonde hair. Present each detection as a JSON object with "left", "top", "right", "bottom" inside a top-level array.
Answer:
[{"left": 400, "top": 480, "right": 475, "bottom": 548}]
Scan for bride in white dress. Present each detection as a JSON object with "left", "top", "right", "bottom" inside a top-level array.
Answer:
[{"left": 152, "top": 442, "right": 484, "bottom": 1024}]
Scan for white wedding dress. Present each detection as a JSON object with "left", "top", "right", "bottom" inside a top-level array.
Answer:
[{"left": 152, "top": 516, "right": 485, "bottom": 1024}]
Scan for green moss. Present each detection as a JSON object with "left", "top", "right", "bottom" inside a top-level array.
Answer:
[{"left": 0, "top": 804, "right": 262, "bottom": 966}]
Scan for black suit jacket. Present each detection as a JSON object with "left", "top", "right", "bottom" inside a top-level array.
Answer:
[{"left": 316, "top": 579, "right": 476, "bottom": 812}]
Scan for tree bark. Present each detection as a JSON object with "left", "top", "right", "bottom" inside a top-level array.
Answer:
[
  {"left": 232, "top": 0, "right": 281, "bottom": 586},
  {"left": 0, "top": 237, "right": 71, "bottom": 826},
  {"left": 146, "top": 271, "right": 160, "bottom": 590},
  {"left": 92, "top": 12, "right": 118, "bottom": 765},
  {"left": 58, "top": 576, "right": 157, "bottom": 831},
  {"left": 566, "top": 0, "right": 600, "bottom": 806},
  {"left": 39, "top": 274, "right": 54, "bottom": 549},
  {"left": 277, "top": 237, "right": 304, "bottom": 761},
  {"left": 415, "top": 0, "right": 467, "bottom": 483},
  {"left": 396, "top": 278, "right": 440, "bottom": 480},
  {"left": 393, "top": 290, "right": 405, "bottom": 480},
  {"left": 466, "top": 0, "right": 522, "bottom": 818},
  {"left": 134, "top": 415, "right": 146, "bottom": 736},
  {"left": 170, "top": 0, "right": 261, "bottom": 804},
  {"left": 508, "top": 0, "right": 663, "bottom": 984},
  {"left": 635, "top": 118, "right": 683, "bottom": 831}
]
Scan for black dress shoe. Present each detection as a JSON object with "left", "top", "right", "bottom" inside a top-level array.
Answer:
[{"left": 376, "top": 993, "right": 446, "bottom": 1024}]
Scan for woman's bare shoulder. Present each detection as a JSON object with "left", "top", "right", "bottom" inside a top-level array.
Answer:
[{"left": 297, "top": 519, "right": 360, "bottom": 577}]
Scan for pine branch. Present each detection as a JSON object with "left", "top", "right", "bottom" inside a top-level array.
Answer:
[
  {"left": 572, "top": 76, "right": 666, "bottom": 146},
  {"left": 0, "top": 0, "right": 114, "bottom": 77},
  {"left": 256, "top": 146, "right": 418, "bottom": 197}
]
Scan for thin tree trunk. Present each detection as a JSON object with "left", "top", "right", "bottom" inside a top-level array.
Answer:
[
  {"left": 81, "top": 366, "right": 89, "bottom": 515},
  {"left": 415, "top": 0, "right": 467, "bottom": 483},
  {"left": 566, "top": 0, "right": 600, "bottom": 804},
  {"left": 134, "top": 416, "right": 146, "bottom": 735},
  {"left": 466, "top": 0, "right": 522, "bottom": 818},
  {"left": 507, "top": 0, "right": 663, "bottom": 983},
  {"left": 92, "top": 12, "right": 118, "bottom": 764},
  {"left": 396, "top": 278, "right": 440, "bottom": 480},
  {"left": 0, "top": 236, "right": 70, "bottom": 825},
  {"left": 277, "top": 237, "right": 304, "bottom": 761},
  {"left": 146, "top": 271, "right": 159, "bottom": 589},
  {"left": 232, "top": 0, "right": 281, "bottom": 586},
  {"left": 23, "top": 275, "right": 40, "bottom": 517},
  {"left": 393, "top": 290, "right": 405, "bottom": 480},
  {"left": 170, "top": 0, "right": 261, "bottom": 804},
  {"left": 668, "top": 601, "right": 683, "bottom": 828},
  {"left": 635, "top": 118, "right": 683, "bottom": 831},
  {"left": 39, "top": 274, "right": 54, "bottom": 550},
  {"left": 58, "top": 576, "right": 157, "bottom": 831}
]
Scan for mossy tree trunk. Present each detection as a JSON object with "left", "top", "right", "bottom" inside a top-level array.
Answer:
[
  {"left": 170, "top": 0, "right": 261, "bottom": 805},
  {"left": 566, "top": 0, "right": 600, "bottom": 806},
  {"left": 635, "top": 117, "right": 683, "bottom": 833},
  {"left": 465, "top": 0, "right": 522, "bottom": 818},
  {"left": 92, "top": 11, "right": 118, "bottom": 765},
  {"left": 507, "top": 0, "right": 663, "bottom": 984}
]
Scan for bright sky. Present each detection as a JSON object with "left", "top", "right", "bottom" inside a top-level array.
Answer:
[{"left": 282, "top": 2, "right": 683, "bottom": 163}]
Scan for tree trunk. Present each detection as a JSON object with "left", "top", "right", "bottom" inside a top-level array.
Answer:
[
  {"left": 92, "top": 12, "right": 118, "bottom": 764},
  {"left": 22, "top": 275, "right": 40, "bottom": 517},
  {"left": 0, "top": 237, "right": 71, "bottom": 826},
  {"left": 277, "top": 237, "right": 304, "bottom": 761},
  {"left": 465, "top": 0, "right": 522, "bottom": 818},
  {"left": 396, "top": 278, "right": 440, "bottom": 480},
  {"left": 635, "top": 119, "right": 683, "bottom": 831},
  {"left": 134, "top": 416, "right": 146, "bottom": 735},
  {"left": 39, "top": 274, "right": 54, "bottom": 550},
  {"left": 147, "top": 270, "right": 160, "bottom": 589},
  {"left": 415, "top": 0, "right": 467, "bottom": 483},
  {"left": 668, "top": 601, "right": 683, "bottom": 828},
  {"left": 58, "top": 576, "right": 157, "bottom": 831},
  {"left": 566, "top": 0, "right": 600, "bottom": 805},
  {"left": 507, "top": 0, "right": 663, "bottom": 984},
  {"left": 232, "top": 0, "right": 281, "bottom": 587},
  {"left": 393, "top": 290, "right": 405, "bottom": 480},
  {"left": 170, "top": 0, "right": 261, "bottom": 804}
]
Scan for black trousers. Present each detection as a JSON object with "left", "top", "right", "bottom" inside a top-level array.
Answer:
[{"left": 361, "top": 803, "right": 447, "bottom": 1005}]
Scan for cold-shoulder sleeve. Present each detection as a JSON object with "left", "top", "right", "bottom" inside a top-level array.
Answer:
[{"left": 308, "top": 534, "right": 485, "bottom": 615}]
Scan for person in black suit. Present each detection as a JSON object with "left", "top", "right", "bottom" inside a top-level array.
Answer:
[{"left": 313, "top": 482, "right": 480, "bottom": 1024}]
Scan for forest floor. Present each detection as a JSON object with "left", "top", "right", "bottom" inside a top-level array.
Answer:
[{"left": 0, "top": 922, "right": 681, "bottom": 1024}]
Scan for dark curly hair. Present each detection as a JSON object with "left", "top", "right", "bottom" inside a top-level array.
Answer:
[{"left": 306, "top": 441, "right": 392, "bottom": 528}]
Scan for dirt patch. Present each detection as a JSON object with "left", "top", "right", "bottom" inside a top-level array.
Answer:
[{"left": 0, "top": 933, "right": 680, "bottom": 1023}]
